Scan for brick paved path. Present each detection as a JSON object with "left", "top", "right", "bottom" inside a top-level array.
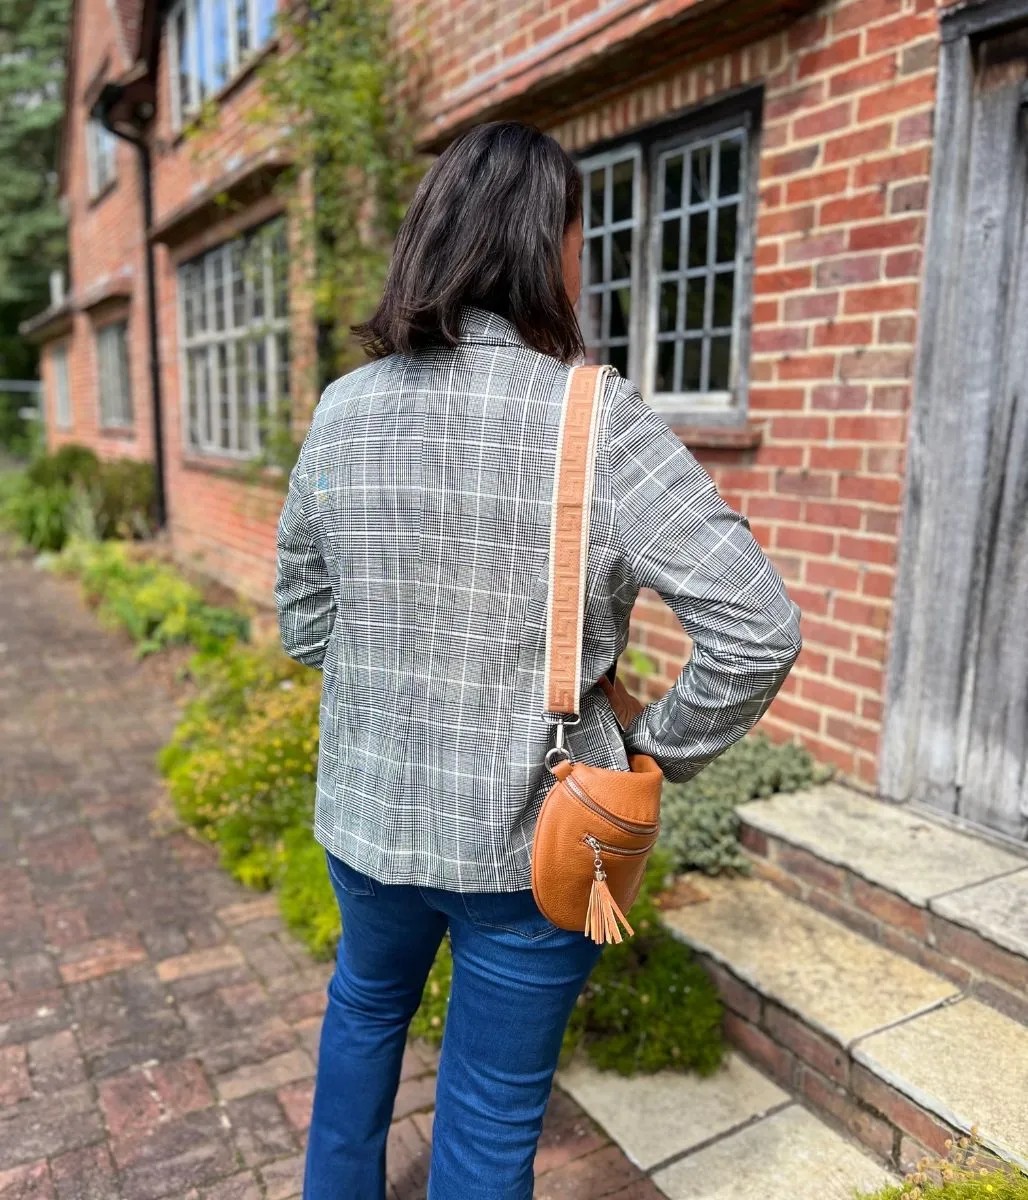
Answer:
[{"left": 0, "top": 553, "right": 662, "bottom": 1200}]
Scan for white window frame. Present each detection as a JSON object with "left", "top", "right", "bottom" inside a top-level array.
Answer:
[
  {"left": 177, "top": 218, "right": 290, "bottom": 459},
  {"left": 86, "top": 117, "right": 118, "bottom": 199},
  {"left": 577, "top": 102, "right": 759, "bottom": 422},
  {"left": 168, "top": 0, "right": 277, "bottom": 132},
  {"left": 96, "top": 321, "right": 134, "bottom": 429},
  {"left": 52, "top": 345, "right": 72, "bottom": 429}
]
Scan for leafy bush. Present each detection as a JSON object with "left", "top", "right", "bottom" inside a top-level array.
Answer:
[
  {"left": 160, "top": 645, "right": 319, "bottom": 878},
  {"left": 53, "top": 538, "right": 249, "bottom": 656},
  {"left": 660, "top": 734, "right": 831, "bottom": 875},
  {"left": 1, "top": 446, "right": 156, "bottom": 550},
  {"left": 858, "top": 1135, "right": 1027, "bottom": 1200}
]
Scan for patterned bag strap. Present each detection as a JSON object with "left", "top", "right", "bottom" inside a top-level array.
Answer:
[{"left": 543, "top": 364, "right": 611, "bottom": 720}]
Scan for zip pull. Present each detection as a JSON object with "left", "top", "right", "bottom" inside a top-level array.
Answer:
[{"left": 583, "top": 836, "right": 635, "bottom": 946}]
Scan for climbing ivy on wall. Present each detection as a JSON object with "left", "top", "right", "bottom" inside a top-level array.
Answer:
[{"left": 256, "top": 0, "right": 426, "bottom": 388}]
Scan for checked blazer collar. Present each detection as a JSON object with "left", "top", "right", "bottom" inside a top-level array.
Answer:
[{"left": 457, "top": 306, "right": 529, "bottom": 349}]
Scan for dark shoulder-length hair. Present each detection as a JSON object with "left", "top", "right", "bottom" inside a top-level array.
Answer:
[{"left": 354, "top": 121, "right": 584, "bottom": 363}]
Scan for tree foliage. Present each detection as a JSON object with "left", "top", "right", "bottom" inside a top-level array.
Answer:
[{"left": 0, "top": 0, "right": 70, "bottom": 376}]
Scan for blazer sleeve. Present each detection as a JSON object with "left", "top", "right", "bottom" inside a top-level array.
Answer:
[
  {"left": 604, "top": 381, "right": 803, "bottom": 782},
  {"left": 274, "top": 457, "right": 335, "bottom": 670}
]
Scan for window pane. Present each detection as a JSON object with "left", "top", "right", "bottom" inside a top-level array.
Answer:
[
  {"left": 611, "top": 159, "right": 634, "bottom": 223},
  {"left": 656, "top": 340, "right": 676, "bottom": 392},
  {"left": 236, "top": 340, "right": 252, "bottom": 451},
  {"left": 658, "top": 282, "right": 678, "bottom": 333},
  {"left": 237, "top": 0, "right": 251, "bottom": 57},
  {"left": 213, "top": 0, "right": 231, "bottom": 86},
  {"left": 588, "top": 171, "right": 604, "bottom": 229},
  {"left": 663, "top": 154, "right": 684, "bottom": 211},
  {"left": 250, "top": 236, "right": 266, "bottom": 321},
  {"left": 661, "top": 218, "right": 680, "bottom": 273},
  {"left": 609, "top": 344, "right": 628, "bottom": 377},
  {"left": 254, "top": 337, "right": 268, "bottom": 445},
  {"left": 117, "top": 326, "right": 132, "bottom": 422},
  {"left": 709, "top": 336, "right": 731, "bottom": 390},
  {"left": 611, "top": 228, "right": 632, "bottom": 283},
  {"left": 685, "top": 277, "right": 706, "bottom": 331},
  {"left": 193, "top": 0, "right": 209, "bottom": 98},
  {"left": 231, "top": 241, "right": 247, "bottom": 327},
  {"left": 217, "top": 344, "right": 231, "bottom": 448},
  {"left": 713, "top": 272, "right": 735, "bottom": 328},
  {"left": 258, "top": 0, "right": 276, "bottom": 42},
  {"left": 212, "top": 253, "right": 226, "bottom": 332},
  {"left": 715, "top": 204, "right": 738, "bottom": 265},
  {"left": 587, "top": 236, "right": 603, "bottom": 288},
  {"left": 690, "top": 145, "right": 712, "bottom": 205},
  {"left": 687, "top": 210, "right": 709, "bottom": 270},
  {"left": 187, "top": 348, "right": 203, "bottom": 446},
  {"left": 276, "top": 331, "right": 290, "bottom": 402},
  {"left": 271, "top": 222, "right": 288, "bottom": 318},
  {"left": 584, "top": 291, "right": 602, "bottom": 344},
  {"left": 683, "top": 339, "right": 703, "bottom": 392},
  {"left": 610, "top": 288, "right": 630, "bottom": 339},
  {"left": 719, "top": 139, "right": 742, "bottom": 198},
  {"left": 176, "top": 8, "right": 190, "bottom": 114}
]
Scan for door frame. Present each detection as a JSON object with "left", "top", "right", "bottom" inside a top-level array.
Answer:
[{"left": 880, "top": 0, "right": 1028, "bottom": 804}]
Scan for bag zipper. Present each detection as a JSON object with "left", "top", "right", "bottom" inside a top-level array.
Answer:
[
  {"left": 584, "top": 834, "right": 654, "bottom": 858},
  {"left": 564, "top": 775, "right": 659, "bottom": 837}
]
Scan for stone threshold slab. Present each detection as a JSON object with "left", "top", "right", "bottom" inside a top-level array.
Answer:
[
  {"left": 740, "top": 786, "right": 1026, "bottom": 908},
  {"left": 558, "top": 1053, "right": 789, "bottom": 1172},
  {"left": 930, "top": 869, "right": 1028, "bottom": 960},
  {"left": 854, "top": 998, "right": 1028, "bottom": 1171},
  {"left": 652, "top": 1103, "right": 897, "bottom": 1200},
  {"left": 662, "top": 877, "right": 958, "bottom": 1047}
]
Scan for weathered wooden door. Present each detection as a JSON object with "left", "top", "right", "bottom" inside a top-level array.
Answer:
[{"left": 882, "top": 9, "right": 1028, "bottom": 842}]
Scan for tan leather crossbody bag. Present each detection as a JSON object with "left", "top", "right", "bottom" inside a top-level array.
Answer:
[{"left": 531, "top": 365, "right": 664, "bottom": 945}]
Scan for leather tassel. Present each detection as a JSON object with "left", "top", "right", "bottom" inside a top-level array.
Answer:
[{"left": 585, "top": 872, "right": 635, "bottom": 946}]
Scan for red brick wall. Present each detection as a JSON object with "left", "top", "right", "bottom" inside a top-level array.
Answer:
[
  {"left": 45, "top": 0, "right": 153, "bottom": 464},
  {"left": 543, "top": 0, "right": 941, "bottom": 786}
]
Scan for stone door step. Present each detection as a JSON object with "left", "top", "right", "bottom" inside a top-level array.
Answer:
[
  {"left": 559, "top": 1055, "right": 897, "bottom": 1199},
  {"left": 738, "top": 785, "right": 1028, "bottom": 1026},
  {"left": 660, "top": 875, "right": 1028, "bottom": 1175}
]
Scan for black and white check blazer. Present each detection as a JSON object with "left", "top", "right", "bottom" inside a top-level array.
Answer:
[{"left": 275, "top": 307, "right": 802, "bottom": 892}]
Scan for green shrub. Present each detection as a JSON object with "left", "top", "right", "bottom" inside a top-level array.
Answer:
[
  {"left": 160, "top": 644, "right": 319, "bottom": 878},
  {"left": 660, "top": 734, "right": 831, "bottom": 875},
  {"left": 277, "top": 827, "right": 341, "bottom": 959},
  {"left": 26, "top": 443, "right": 100, "bottom": 488},
  {"left": 53, "top": 539, "right": 248, "bottom": 656},
  {"left": 1, "top": 446, "right": 156, "bottom": 551}
]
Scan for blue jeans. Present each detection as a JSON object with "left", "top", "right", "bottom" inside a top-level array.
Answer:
[{"left": 303, "top": 850, "right": 603, "bottom": 1200}]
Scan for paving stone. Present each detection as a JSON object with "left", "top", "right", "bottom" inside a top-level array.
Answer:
[
  {"left": 49, "top": 1143, "right": 119, "bottom": 1200},
  {"left": 25, "top": 1031, "right": 85, "bottom": 1094},
  {"left": 931, "top": 868, "right": 1028, "bottom": 960},
  {"left": 0, "top": 1085, "right": 104, "bottom": 1166},
  {"left": 276, "top": 1079, "right": 314, "bottom": 1132},
  {"left": 260, "top": 1154, "right": 305, "bottom": 1200},
  {"left": 663, "top": 877, "right": 958, "bottom": 1044},
  {"left": 217, "top": 897, "right": 281, "bottom": 928},
  {"left": 225, "top": 1092, "right": 298, "bottom": 1166},
  {"left": 652, "top": 1104, "right": 896, "bottom": 1199},
  {"left": 156, "top": 945, "right": 246, "bottom": 984},
  {"left": 216, "top": 1049, "right": 314, "bottom": 1103},
  {"left": 0, "top": 1160, "right": 53, "bottom": 1200},
  {"left": 559, "top": 1053, "right": 789, "bottom": 1170},
  {"left": 200, "top": 1172, "right": 263, "bottom": 1200},
  {"left": 742, "top": 786, "right": 1025, "bottom": 905},
  {"left": 387, "top": 1117, "right": 430, "bottom": 1199},
  {"left": 533, "top": 1144, "right": 645, "bottom": 1198},
  {"left": 0, "top": 1044, "right": 32, "bottom": 1106},
  {"left": 58, "top": 936, "right": 148, "bottom": 985},
  {"left": 854, "top": 997, "right": 1028, "bottom": 1169},
  {"left": 199, "top": 1019, "right": 298, "bottom": 1077},
  {"left": 534, "top": 1091, "right": 608, "bottom": 1177}
]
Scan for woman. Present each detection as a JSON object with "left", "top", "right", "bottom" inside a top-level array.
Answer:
[{"left": 275, "top": 121, "right": 802, "bottom": 1200}]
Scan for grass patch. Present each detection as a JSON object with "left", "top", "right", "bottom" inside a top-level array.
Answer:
[{"left": 858, "top": 1137, "right": 1028, "bottom": 1200}]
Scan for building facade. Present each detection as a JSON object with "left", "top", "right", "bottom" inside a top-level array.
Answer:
[{"left": 25, "top": 0, "right": 1028, "bottom": 839}]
